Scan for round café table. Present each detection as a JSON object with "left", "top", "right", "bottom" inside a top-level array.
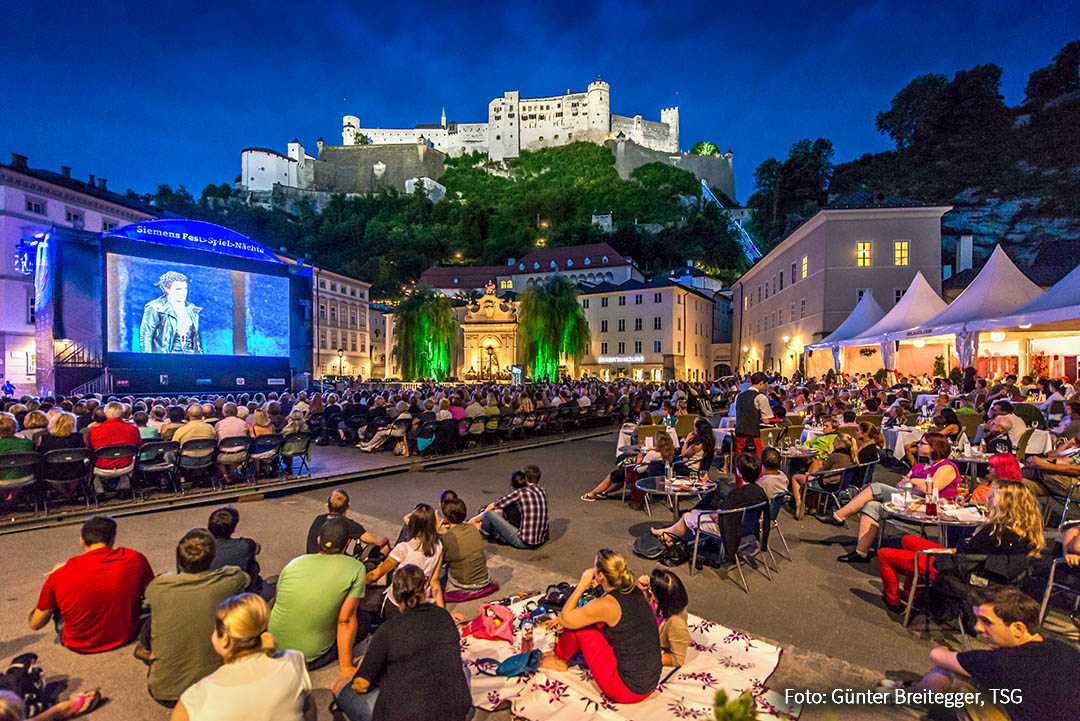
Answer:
[
  {"left": 635, "top": 476, "right": 716, "bottom": 521},
  {"left": 877, "top": 499, "right": 987, "bottom": 549}
]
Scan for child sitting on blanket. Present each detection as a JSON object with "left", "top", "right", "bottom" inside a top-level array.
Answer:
[
  {"left": 539, "top": 550, "right": 662, "bottom": 704},
  {"left": 638, "top": 568, "right": 690, "bottom": 667}
]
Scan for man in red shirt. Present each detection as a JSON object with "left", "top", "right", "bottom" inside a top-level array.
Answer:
[
  {"left": 86, "top": 401, "right": 141, "bottom": 492},
  {"left": 30, "top": 514, "right": 154, "bottom": 653}
]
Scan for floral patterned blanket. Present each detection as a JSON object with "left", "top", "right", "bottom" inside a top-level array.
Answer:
[{"left": 462, "top": 597, "right": 800, "bottom": 720}]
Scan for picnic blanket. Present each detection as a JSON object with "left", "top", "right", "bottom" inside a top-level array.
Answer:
[{"left": 462, "top": 597, "right": 800, "bottom": 720}]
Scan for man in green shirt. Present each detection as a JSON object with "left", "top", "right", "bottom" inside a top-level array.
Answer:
[
  {"left": 141, "top": 528, "right": 248, "bottom": 706},
  {"left": 438, "top": 497, "right": 491, "bottom": 590},
  {"left": 269, "top": 517, "right": 367, "bottom": 678}
]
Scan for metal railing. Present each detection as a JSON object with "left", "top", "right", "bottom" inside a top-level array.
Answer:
[{"left": 69, "top": 370, "right": 112, "bottom": 397}]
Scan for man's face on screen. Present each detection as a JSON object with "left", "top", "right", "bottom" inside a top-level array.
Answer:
[{"left": 165, "top": 280, "right": 188, "bottom": 303}]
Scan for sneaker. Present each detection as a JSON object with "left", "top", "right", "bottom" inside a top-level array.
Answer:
[
  {"left": 817, "top": 512, "right": 846, "bottom": 527},
  {"left": 881, "top": 593, "right": 905, "bottom": 613},
  {"left": 837, "top": 550, "right": 870, "bottom": 563}
]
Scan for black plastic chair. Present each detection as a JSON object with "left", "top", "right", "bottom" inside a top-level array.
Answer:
[
  {"left": 176, "top": 438, "right": 218, "bottom": 490},
  {"left": 280, "top": 432, "right": 312, "bottom": 477},
  {"left": 41, "top": 448, "right": 93, "bottom": 510},
  {"left": 91, "top": 444, "right": 140, "bottom": 501},
  {"left": 0, "top": 451, "right": 41, "bottom": 515},
  {"left": 135, "top": 440, "right": 180, "bottom": 495},
  {"left": 433, "top": 418, "right": 459, "bottom": 454},
  {"left": 216, "top": 436, "right": 252, "bottom": 488},
  {"left": 689, "top": 501, "right": 773, "bottom": 592},
  {"left": 248, "top": 433, "right": 283, "bottom": 480}
]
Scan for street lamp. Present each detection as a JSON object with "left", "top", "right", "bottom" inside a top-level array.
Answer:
[{"left": 337, "top": 348, "right": 345, "bottom": 376}]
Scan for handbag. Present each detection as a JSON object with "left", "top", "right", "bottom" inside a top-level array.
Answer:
[
  {"left": 476, "top": 649, "right": 541, "bottom": 677},
  {"left": 461, "top": 603, "right": 515, "bottom": 643}
]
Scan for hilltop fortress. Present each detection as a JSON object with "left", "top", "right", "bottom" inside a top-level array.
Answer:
[
  {"left": 240, "top": 78, "right": 736, "bottom": 210},
  {"left": 343, "top": 77, "right": 678, "bottom": 160}
]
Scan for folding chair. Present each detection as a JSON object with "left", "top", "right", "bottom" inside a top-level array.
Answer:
[
  {"left": 91, "top": 444, "right": 140, "bottom": 500},
  {"left": 216, "top": 436, "right": 252, "bottom": 488},
  {"left": 767, "top": 492, "right": 792, "bottom": 561},
  {"left": 135, "top": 440, "right": 180, "bottom": 494},
  {"left": 41, "top": 448, "right": 93, "bottom": 511},
  {"left": 0, "top": 451, "right": 41, "bottom": 515},
  {"left": 280, "top": 432, "right": 312, "bottom": 477},
  {"left": 176, "top": 438, "right": 218, "bottom": 490},
  {"left": 1038, "top": 522, "right": 1080, "bottom": 627},
  {"left": 689, "top": 501, "right": 772, "bottom": 592},
  {"left": 803, "top": 464, "right": 862, "bottom": 515},
  {"left": 248, "top": 433, "right": 283, "bottom": 480}
]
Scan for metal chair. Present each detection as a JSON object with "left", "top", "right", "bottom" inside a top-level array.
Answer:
[
  {"left": 135, "top": 440, "right": 180, "bottom": 494},
  {"left": 1046, "top": 478, "right": 1080, "bottom": 530},
  {"left": 1038, "top": 521, "right": 1080, "bottom": 626},
  {"left": 248, "top": 433, "right": 283, "bottom": 480},
  {"left": 0, "top": 451, "right": 41, "bottom": 515},
  {"left": 689, "top": 501, "right": 772, "bottom": 592},
  {"left": 90, "top": 444, "right": 140, "bottom": 500},
  {"left": 465, "top": 417, "right": 487, "bottom": 447},
  {"left": 280, "top": 432, "right": 312, "bottom": 477},
  {"left": 41, "top": 448, "right": 93, "bottom": 511},
  {"left": 803, "top": 463, "right": 863, "bottom": 515},
  {"left": 767, "top": 492, "right": 792, "bottom": 561},
  {"left": 903, "top": 551, "right": 1031, "bottom": 634}
]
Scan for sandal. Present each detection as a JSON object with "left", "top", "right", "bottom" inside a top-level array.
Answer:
[
  {"left": 580, "top": 493, "right": 599, "bottom": 502},
  {"left": 65, "top": 689, "right": 102, "bottom": 718}
]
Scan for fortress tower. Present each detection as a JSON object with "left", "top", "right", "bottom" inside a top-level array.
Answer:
[
  {"left": 342, "top": 115, "right": 360, "bottom": 145},
  {"left": 660, "top": 107, "right": 680, "bottom": 152},
  {"left": 586, "top": 78, "right": 611, "bottom": 133}
]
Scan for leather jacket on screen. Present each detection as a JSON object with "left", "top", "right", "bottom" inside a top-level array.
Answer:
[{"left": 138, "top": 296, "right": 203, "bottom": 354}]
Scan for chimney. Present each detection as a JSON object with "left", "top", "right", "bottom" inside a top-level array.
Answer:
[
  {"left": 88, "top": 173, "right": 95, "bottom": 187},
  {"left": 97, "top": 178, "right": 107, "bottom": 190},
  {"left": 956, "top": 233, "right": 973, "bottom": 274},
  {"left": 11, "top": 153, "right": 28, "bottom": 169},
  {"left": 61, "top": 165, "right": 71, "bottom": 178}
]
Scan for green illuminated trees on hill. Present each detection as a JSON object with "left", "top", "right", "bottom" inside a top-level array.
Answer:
[
  {"left": 391, "top": 288, "right": 458, "bottom": 380},
  {"left": 517, "top": 275, "right": 590, "bottom": 381}
]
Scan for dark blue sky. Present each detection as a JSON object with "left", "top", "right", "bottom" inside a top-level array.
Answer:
[{"left": 3, "top": 1, "right": 1076, "bottom": 203}]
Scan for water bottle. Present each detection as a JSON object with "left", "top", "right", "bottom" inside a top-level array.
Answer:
[
  {"left": 520, "top": 621, "right": 534, "bottom": 653},
  {"left": 665, "top": 462, "right": 673, "bottom": 481}
]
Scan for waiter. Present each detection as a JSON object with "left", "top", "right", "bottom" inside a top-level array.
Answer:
[{"left": 734, "top": 372, "right": 773, "bottom": 458}]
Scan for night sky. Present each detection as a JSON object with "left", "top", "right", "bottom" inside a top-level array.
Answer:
[{"left": 3, "top": 1, "right": 1076, "bottom": 203}]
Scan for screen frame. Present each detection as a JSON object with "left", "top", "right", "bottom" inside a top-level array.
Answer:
[{"left": 101, "top": 235, "right": 292, "bottom": 363}]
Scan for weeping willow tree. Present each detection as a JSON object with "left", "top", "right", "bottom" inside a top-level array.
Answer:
[
  {"left": 517, "top": 275, "right": 590, "bottom": 381},
  {"left": 391, "top": 288, "right": 459, "bottom": 380}
]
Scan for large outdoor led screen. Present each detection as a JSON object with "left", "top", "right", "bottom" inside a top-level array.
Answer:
[{"left": 105, "top": 253, "right": 289, "bottom": 357}]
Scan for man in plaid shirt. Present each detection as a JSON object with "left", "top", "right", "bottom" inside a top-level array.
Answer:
[{"left": 474, "top": 465, "right": 549, "bottom": 548}]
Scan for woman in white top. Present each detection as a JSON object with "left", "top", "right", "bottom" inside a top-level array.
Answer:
[
  {"left": 171, "top": 593, "right": 312, "bottom": 721},
  {"left": 365, "top": 503, "right": 445, "bottom": 616}
]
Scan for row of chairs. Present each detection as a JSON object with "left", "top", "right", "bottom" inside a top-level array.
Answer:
[{"left": 0, "top": 433, "right": 313, "bottom": 515}]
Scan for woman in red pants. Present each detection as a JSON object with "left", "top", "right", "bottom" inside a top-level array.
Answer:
[
  {"left": 539, "top": 549, "right": 661, "bottom": 704},
  {"left": 876, "top": 481, "right": 1045, "bottom": 612}
]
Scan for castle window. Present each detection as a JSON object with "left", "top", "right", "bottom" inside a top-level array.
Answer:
[
  {"left": 539, "top": 136, "right": 544, "bottom": 141},
  {"left": 533, "top": 263, "right": 539, "bottom": 270},
  {"left": 584, "top": 258, "right": 590, "bottom": 265},
  {"left": 519, "top": 263, "right": 525, "bottom": 270},
  {"left": 602, "top": 256, "right": 608, "bottom": 263}
]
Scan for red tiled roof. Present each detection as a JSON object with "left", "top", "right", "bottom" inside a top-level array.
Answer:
[
  {"left": 419, "top": 264, "right": 506, "bottom": 288},
  {"left": 516, "top": 242, "right": 629, "bottom": 271}
]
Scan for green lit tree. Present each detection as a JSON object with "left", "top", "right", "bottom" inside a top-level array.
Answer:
[
  {"left": 517, "top": 275, "right": 590, "bottom": 381},
  {"left": 391, "top": 287, "right": 458, "bottom": 380}
]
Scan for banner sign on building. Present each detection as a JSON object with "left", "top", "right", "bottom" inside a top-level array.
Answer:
[{"left": 105, "top": 219, "right": 283, "bottom": 264}]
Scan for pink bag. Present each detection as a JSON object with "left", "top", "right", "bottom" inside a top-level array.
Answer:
[{"left": 461, "top": 603, "right": 515, "bottom": 643}]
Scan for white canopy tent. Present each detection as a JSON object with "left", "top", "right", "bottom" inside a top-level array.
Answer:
[
  {"left": 976, "top": 259, "right": 1080, "bottom": 329},
  {"left": 805, "top": 291, "right": 887, "bottom": 371},
  {"left": 835, "top": 272, "right": 948, "bottom": 369},
  {"left": 900, "top": 246, "right": 1044, "bottom": 367}
]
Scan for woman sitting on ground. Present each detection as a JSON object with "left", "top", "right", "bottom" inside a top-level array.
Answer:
[
  {"left": 876, "top": 481, "right": 1044, "bottom": 611},
  {"left": 332, "top": 565, "right": 472, "bottom": 721},
  {"left": 539, "top": 550, "right": 662, "bottom": 704},
  {"left": 365, "top": 504, "right": 445, "bottom": 618},
  {"left": 170, "top": 593, "right": 311, "bottom": 721},
  {"left": 789, "top": 433, "right": 857, "bottom": 519},
  {"left": 582, "top": 431, "right": 675, "bottom": 501},
  {"left": 638, "top": 568, "right": 690, "bottom": 668},
  {"left": 820, "top": 432, "right": 962, "bottom": 563},
  {"left": 856, "top": 421, "right": 884, "bottom": 464}
]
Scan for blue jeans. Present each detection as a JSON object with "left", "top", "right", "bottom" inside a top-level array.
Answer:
[
  {"left": 335, "top": 685, "right": 379, "bottom": 721},
  {"left": 480, "top": 510, "right": 529, "bottom": 549}
]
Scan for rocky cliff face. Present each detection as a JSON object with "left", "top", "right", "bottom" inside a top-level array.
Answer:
[{"left": 941, "top": 178, "right": 1080, "bottom": 268}]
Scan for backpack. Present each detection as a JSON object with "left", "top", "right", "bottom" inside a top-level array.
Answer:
[
  {"left": 633, "top": 531, "right": 690, "bottom": 567},
  {"left": 476, "top": 649, "right": 541, "bottom": 677}
]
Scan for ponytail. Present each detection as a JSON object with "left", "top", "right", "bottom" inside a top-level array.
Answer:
[
  {"left": 214, "top": 593, "right": 277, "bottom": 663},
  {"left": 595, "top": 548, "right": 635, "bottom": 594}
]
